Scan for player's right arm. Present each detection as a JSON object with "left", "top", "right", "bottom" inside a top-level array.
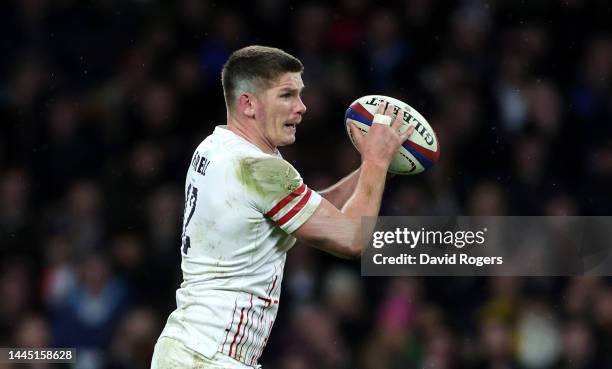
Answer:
[{"left": 294, "top": 103, "right": 414, "bottom": 259}]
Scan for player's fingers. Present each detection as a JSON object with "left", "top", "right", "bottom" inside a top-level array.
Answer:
[
  {"left": 372, "top": 100, "right": 394, "bottom": 129},
  {"left": 349, "top": 122, "right": 365, "bottom": 147},
  {"left": 375, "top": 100, "right": 386, "bottom": 115},
  {"left": 399, "top": 125, "right": 415, "bottom": 142},
  {"left": 391, "top": 108, "right": 405, "bottom": 130}
]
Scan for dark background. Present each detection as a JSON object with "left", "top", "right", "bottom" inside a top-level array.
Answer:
[{"left": 1, "top": 0, "right": 611, "bottom": 368}]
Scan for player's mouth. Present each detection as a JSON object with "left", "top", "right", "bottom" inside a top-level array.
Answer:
[{"left": 283, "top": 122, "right": 299, "bottom": 131}]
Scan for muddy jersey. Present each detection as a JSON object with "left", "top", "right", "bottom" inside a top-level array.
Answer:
[{"left": 159, "top": 125, "right": 321, "bottom": 367}]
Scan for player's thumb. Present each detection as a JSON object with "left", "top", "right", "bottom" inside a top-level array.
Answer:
[{"left": 349, "top": 123, "right": 365, "bottom": 148}]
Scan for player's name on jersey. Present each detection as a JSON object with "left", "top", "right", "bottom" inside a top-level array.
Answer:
[{"left": 191, "top": 152, "right": 211, "bottom": 176}]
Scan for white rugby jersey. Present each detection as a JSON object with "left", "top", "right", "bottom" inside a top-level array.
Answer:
[{"left": 159, "top": 126, "right": 321, "bottom": 367}]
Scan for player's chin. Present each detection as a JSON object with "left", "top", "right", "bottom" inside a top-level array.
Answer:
[
  {"left": 278, "top": 135, "right": 296, "bottom": 146},
  {"left": 278, "top": 130, "right": 297, "bottom": 145}
]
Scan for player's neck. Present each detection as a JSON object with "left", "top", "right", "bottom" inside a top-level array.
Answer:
[{"left": 227, "top": 116, "right": 276, "bottom": 154}]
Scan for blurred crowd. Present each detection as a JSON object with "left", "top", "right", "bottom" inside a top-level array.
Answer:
[{"left": 1, "top": 0, "right": 612, "bottom": 368}]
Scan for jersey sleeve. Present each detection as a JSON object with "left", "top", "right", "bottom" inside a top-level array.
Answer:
[{"left": 235, "top": 156, "right": 321, "bottom": 234}]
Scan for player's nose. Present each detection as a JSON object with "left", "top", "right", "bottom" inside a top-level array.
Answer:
[{"left": 295, "top": 96, "right": 307, "bottom": 115}]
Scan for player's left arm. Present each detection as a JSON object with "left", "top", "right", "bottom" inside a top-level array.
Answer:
[
  {"left": 318, "top": 168, "right": 396, "bottom": 209},
  {"left": 317, "top": 168, "right": 360, "bottom": 209}
]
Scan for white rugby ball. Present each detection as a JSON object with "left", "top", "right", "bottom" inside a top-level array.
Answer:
[{"left": 344, "top": 95, "right": 439, "bottom": 175}]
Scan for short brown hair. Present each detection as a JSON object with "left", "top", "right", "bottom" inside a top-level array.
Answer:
[{"left": 221, "top": 46, "right": 304, "bottom": 110}]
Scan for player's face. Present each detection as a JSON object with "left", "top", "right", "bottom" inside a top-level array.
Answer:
[{"left": 256, "top": 72, "right": 307, "bottom": 147}]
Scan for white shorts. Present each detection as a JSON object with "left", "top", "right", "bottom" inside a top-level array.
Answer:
[{"left": 150, "top": 337, "right": 260, "bottom": 369}]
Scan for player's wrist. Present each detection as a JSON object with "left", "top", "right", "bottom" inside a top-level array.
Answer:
[{"left": 360, "top": 158, "right": 390, "bottom": 173}]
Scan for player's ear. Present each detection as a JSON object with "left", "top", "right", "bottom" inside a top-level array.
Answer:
[{"left": 238, "top": 93, "right": 256, "bottom": 118}]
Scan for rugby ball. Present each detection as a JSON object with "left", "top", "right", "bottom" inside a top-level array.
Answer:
[{"left": 344, "top": 95, "right": 439, "bottom": 175}]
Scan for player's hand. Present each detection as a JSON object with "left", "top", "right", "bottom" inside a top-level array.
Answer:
[{"left": 349, "top": 101, "right": 415, "bottom": 169}]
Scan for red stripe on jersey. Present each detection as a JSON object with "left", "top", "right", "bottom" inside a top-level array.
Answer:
[
  {"left": 244, "top": 306, "right": 258, "bottom": 361},
  {"left": 277, "top": 187, "right": 312, "bottom": 226},
  {"left": 266, "top": 266, "right": 277, "bottom": 295},
  {"left": 237, "top": 294, "right": 254, "bottom": 360},
  {"left": 255, "top": 318, "right": 275, "bottom": 364},
  {"left": 257, "top": 296, "right": 272, "bottom": 307},
  {"left": 248, "top": 309, "right": 264, "bottom": 365},
  {"left": 251, "top": 314, "right": 269, "bottom": 366},
  {"left": 264, "top": 184, "right": 306, "bottom": 218},
  {"left": 222, "top": 300, "right": 238, "bottom": 353},
  {"left": 242, "top": 307, "right": 258, "bottom": 364},
  {"left": 229, "top": 307, "right": 245, "bottom": 357}
]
